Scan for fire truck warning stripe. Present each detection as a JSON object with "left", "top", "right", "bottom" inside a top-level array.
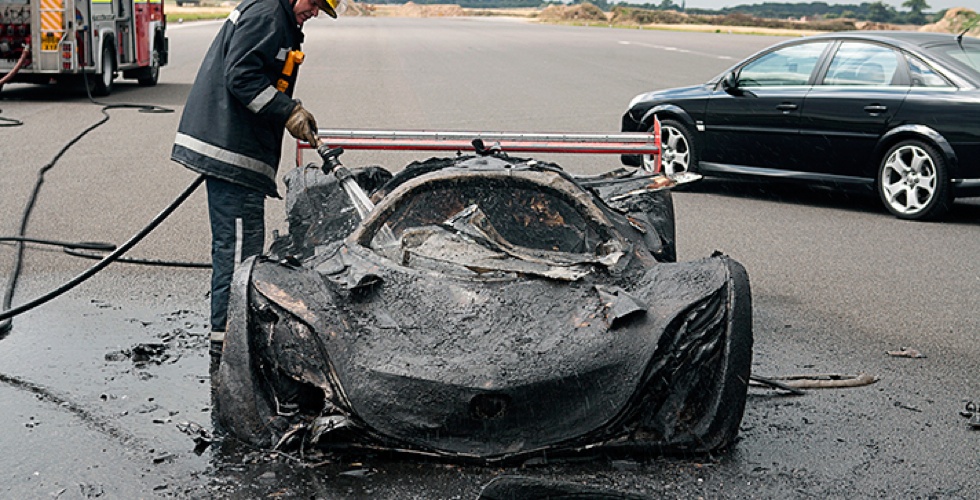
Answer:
[
  {"left": 40, "top": 0, "right": 62, "bottom": 9},
  {"left": 41, "top": 13, "right": 64, "bottom": 32}
]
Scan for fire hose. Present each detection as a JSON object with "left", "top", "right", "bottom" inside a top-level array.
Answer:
[
  {"left": 0, "top": 46, "right": 30, "bottom": 86},
  {"left": 0, "top": 70, "right": 180, "bottom": 336},
  {"left": 0, "top": 176, "right": 204, "bottom": 334},
  {"left": 0, "top": 47, "right": 30, "bottom": 127}
]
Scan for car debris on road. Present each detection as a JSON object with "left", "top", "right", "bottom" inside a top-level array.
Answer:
[{"left": 211, "top": 149, "right": 754, "bottom": 463}]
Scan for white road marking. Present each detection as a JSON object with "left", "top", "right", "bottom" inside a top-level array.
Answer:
[{"left": 618, "top": 40, "right": 735, "bottom": 60}]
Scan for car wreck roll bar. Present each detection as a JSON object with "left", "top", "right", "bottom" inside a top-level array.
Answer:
[{"left": 295, "top": 119, "right": 662, "bottom": 172}]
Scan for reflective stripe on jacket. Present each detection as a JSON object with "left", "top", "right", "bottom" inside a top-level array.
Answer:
[{"left": 171, "top": 0, "right": 303, "bottom": 198}]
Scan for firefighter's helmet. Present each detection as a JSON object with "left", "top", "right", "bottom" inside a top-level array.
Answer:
[{"left": 316, "top": 0, "right": 347, "bottom": 18}]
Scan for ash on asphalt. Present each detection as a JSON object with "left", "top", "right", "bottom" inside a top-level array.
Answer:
[{"left": 1, "top": 286, "right": 978, "bottom": 498}]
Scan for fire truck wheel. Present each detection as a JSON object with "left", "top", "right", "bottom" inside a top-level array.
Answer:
[
  {"left": 91, "top": 44, "right": 116, "bottom": 97},
  {"left": 137, "top": 49, "right": 161, "bottom": 87}
]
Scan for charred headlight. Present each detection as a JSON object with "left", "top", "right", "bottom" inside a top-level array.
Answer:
[{"left": 248, "top": 290, "right": 338, "bottom": 416}]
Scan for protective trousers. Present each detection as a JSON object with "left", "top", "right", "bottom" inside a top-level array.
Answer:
[{"left": 206, "top": 177, "right": 265, "bottom": 332}]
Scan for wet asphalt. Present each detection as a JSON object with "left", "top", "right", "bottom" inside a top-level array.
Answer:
[{"left": 1, "top": 17, "right": 979, "bottom": 499}]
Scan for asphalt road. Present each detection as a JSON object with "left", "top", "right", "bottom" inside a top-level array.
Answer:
[{"left": 1, "top": 16, "right": 978, "bottom": 499}]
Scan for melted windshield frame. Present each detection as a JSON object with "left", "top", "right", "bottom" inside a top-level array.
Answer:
[{"left": 365, "top": 176, "right": 607, "bottom": 257}]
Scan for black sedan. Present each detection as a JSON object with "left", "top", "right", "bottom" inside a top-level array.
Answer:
[{"left": 622, "top": 31, "right": 980, "bottom": 220}]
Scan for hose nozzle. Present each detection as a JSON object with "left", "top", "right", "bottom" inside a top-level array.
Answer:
[{"left": 317, "top": 145, "right": 344, "bottom": 173}]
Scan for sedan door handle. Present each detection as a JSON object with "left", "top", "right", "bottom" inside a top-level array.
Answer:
[
  {"left": 864, "top": 104, "right": 888, "bottom": 114},
  {"left": 776, "top": 103, "right": 798, "bottom": 112}
]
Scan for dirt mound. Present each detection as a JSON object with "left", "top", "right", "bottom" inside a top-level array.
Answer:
[
  {"left": 344, "top": 1, "right": 373, "bottom": 16},
  {"left": 919, "top": 7, "right": 979, "bottom": 36},
  {"left": 610, "top": 7, "right": 687, "bottom": 25},
  {"left": 853, "top": 20, "right": 907, "bottom": 30},
  {"left": 372, "top": 2, "right": 464, "bottom": 17},
  {"left": 609, "top": 7, "right": 856, "bottom": 32},
  {"left": 537, "top": 2, "right": 607, "bottom": 22}
]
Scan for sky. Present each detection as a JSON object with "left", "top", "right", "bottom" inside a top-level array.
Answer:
[{"left": 644, "top": 0, "right": 972, "bottom": 11}]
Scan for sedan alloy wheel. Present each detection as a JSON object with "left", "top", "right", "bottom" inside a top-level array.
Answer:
[
  {"left": 877, "top": 140, "right": 951, "bottom": 220},
  {"left": 653, "top": 120, "right": 697, "bottom": 175}
]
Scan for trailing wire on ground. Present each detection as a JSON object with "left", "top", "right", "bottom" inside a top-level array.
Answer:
[
  {"left": 0, "top": 176, "right": 205, "bottom": 335},
  {"left": 0, "top": 75, "right": 210, "bottom": 337},
  {"left": 0, "top": 107, "right": 24, "bottom": 127},
  {"left": 62, "top": 247, "right": 211, "bottom": 268},
  {"left": 0, "top": 236, "right": 115, "bottom": 251}
]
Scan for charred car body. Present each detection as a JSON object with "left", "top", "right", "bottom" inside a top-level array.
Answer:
[{"left": 212, "top": 151, "right": 753, "bottom": 463}]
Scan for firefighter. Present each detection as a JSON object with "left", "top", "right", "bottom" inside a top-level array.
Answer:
[{"left": 170, "top": 0, "right": 346, "bottom": 361}]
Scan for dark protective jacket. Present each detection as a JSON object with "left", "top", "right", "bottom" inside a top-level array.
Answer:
[{"left": 171, "top": 0, "right": 304, "bottom": 198}]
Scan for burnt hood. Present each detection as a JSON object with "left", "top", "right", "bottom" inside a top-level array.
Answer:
[{"left": 251, "top": 247, "right": 733, "bottom": 458}]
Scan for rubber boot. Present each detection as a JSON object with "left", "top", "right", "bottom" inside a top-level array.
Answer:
[
  {"left": 209, "top": 331, "right": 225, "bottom": 433},
  {"left": 209, "top": 331, "right": 225, "bottom": 379}
]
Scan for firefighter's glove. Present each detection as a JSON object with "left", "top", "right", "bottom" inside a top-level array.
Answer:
[{"left": 286, "top": 102, "right": 319, "bottom": 146}]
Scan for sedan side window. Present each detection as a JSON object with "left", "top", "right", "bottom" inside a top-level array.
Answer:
[
  {"left": 823, "top": 42, "right": 900, "bottom": 86},
  {"left": 738, "top": 42, "right": 829, "bottom": 87},
  {"left": 907, "top": 56, "right": 951, "bottom": 87}
]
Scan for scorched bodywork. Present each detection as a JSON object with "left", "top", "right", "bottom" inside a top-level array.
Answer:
[{"left": 213, "top": 153, "right": 753, "bottom": 463}]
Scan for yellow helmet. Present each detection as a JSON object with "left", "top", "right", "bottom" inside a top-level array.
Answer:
[{"left": 316, "top": 0, "right": 347, "bottom": 18}]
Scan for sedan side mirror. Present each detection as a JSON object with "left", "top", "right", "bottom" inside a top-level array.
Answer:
[{"left": 722, "top": 71, "right": 741, "bottom": 95}]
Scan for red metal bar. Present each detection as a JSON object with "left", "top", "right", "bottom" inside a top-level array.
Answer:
[{"left": 296, "top": 129, "right": 661, "bottom": 172}]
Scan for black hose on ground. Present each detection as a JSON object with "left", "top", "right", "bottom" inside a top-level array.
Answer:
[
  {"left": 0, "top": 76, "right": 205, "bottom": 337},
  {"left": 0, "top": 238, "right": 211, "bottom": 268},
  {"left": 62, "top": 248, "right": 211, "bottom": 269},
  {"left": 0, "top": 237, "right": 115, "bottom": 251},
  {"left": 79, "top": 67, "right": 174, "bottom": 115},
  {"left": 0, "top": 108, "right": 24, "bottom": 127},
  {"left": 0, "top": 175, "right": 205, "bottom": 334}
]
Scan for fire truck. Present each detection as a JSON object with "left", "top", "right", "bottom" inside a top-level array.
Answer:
[{"left": 0, "top": 0, "right": 167, "bottom": 95}]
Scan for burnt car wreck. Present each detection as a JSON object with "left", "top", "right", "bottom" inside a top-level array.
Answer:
[{"left": 212, "top": 147, "right": 753, "bottom": 463}]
